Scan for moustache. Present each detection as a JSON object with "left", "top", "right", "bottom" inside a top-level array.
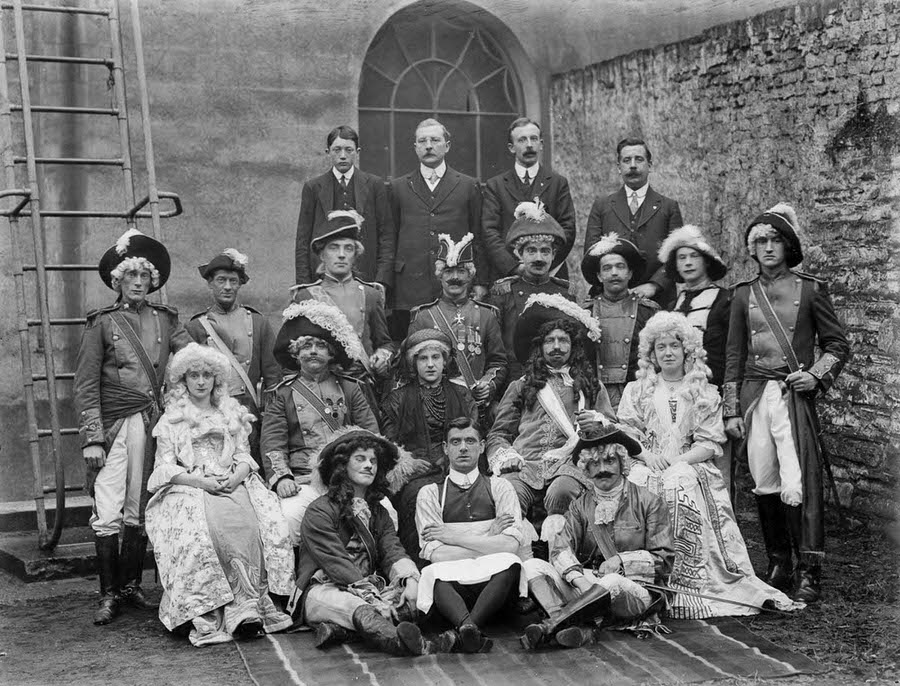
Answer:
[
  {"left": 446, "top": 280, "right": 464, "bottom": 286},
  {"left": 593, "top": 471, "right": 615, "bottom": 479},
  {"left": 529, "top": 261, "right": 547, "bottom": 268}
]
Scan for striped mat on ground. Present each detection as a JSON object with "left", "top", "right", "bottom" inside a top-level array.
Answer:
[{"left": 235, "top": 617, "right": 824, "bottom": 686}]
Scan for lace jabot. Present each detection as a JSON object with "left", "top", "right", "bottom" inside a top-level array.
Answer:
[
  {"left": 352, "top": 497, "right": 371, "bottom": 527},
  {"left": 593, "top": 480, "right": 625, "bottom": 525}
]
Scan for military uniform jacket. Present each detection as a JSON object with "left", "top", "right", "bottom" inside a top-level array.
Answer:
[
  {"left": 74, "top": 300, "right": 192, "bottom": 447},
  {"left": 584, "top": 186, "right": 683, "bottom": 305},
  {"left": 389, "top": 166, "right": 486, "bottom": 310},
  {"left": 723, "top": 270, "right": 850, "bottom": 418},
  {"left": 185, "top": 303, "right": 281, "bottom": 404},
  {"left": 481, "top": 167, "right": 576, "bottom": 281},
  {"left": 586, "top": 292, "right": 659, "bottom": 386},
  {"left": 409, "top": 297, "right": 508, "bottom": 390}
]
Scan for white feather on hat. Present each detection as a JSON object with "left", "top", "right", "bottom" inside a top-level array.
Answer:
[
  {"left": 222, "top": 248, "right": 248, "bottom": 268},
  {"left": 658, "top": 225, "right": 721, "bottom": 264},
  {"left": 521, "top": 292, "right": 602, "bottom": 343},
  {"left": 513, "top": 199, "right": 547, "bottom": 222},
  {"left": 326, "top": 209, "right": 364, "bottom": 227},
  {"left": 280, "top": 300, "right": 366, "bottom": 362},
  {"left": 767, "top": 202, "right": 799, "bottom": 232},
  {"left": 114, "top": 228, "right": 144, "bottom": 256},
  {"left": 437, "top": 232, "right": 474, "bottom": 267},
  {"left": 588, "top": 232, "right": 621, "bottom": 258}
]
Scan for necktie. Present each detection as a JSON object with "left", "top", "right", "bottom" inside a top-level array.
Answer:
[
  {"left": 521, "top": 171, "right": 530, "bottom": 190},
  {"left": 629, "top": 192, "right": 640, "bottom": 215},
  {"left": 340, "top": 175, "right": 348, "bottom": 189},
  {"left": 429, "top": 171, "right": 439, "bottom": 187}
]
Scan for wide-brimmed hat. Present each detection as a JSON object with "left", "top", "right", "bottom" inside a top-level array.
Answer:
[
  {"left": 273, "top": 300, "right": 366, "bottom": 370},
  {"left": 580, "top": 232, "right": 646, "bottom": 288},
  {"left": 98, "top": 228, "right": 170, "bottom": 293},
  {"left": 198, "top": 248, "right": 250, "bottom": 283},
  {"left": 504, "top": 200, "right": 567, "bottom": 251},
  {"left": 436, "top": 232, "right": 475, "bottom": 269},
  {"left": 316, "top": 427, "right": 401, "bottom": 488},
  {"left": 513, "top": 292, "right": 602, "bottom": 364},
  {"left": 310, "top": 210, "right": 363, "bottom": 253},
  {"left": 657, "top": 225, "right": 727, "bottom": 282},
  {"left": 744, "top": 202, "right": 803, "bottom": 268},
  {"left": 571, "top": 424, "right": 642, "bottom": 465}
]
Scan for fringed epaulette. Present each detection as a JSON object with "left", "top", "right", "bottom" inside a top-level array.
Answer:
[{"left": 490, "top": 276, "right": 517, "bottom": 296}]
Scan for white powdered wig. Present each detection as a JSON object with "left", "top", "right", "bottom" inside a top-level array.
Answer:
[{"left": 110, "top": 256, "right": 160, "bottom": 288}]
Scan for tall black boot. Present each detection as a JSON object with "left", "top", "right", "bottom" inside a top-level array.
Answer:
[
  {"left": 784, "top": 505, "right": 821, "bottom": 603},
  {"left": 521, "top": 575, "right": 609, "bottom": 650},
  {"left": 119, "top": 526, "right": 156, "bottom": 610},
  {"left": 755, "top": 494, "right": 793, "bottom": 591},
  {"left": 93, "top": 534, "right": 120, "bottom": 625},
  {"left": 351, "top": 605, "right": 427, "bottom": 656}
]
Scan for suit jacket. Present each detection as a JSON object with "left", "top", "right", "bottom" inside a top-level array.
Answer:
[
  {"left": 584, "top": 186, "right": 683, "bottom": 305},
  {"left": 389, "top": 166, "right": 485, "bottom": 311},
  {"left": 482, "top": 167, "right": 576, "bottom": 281},
  {"left": 294, "top": 169, "right": 395, "bottom": 286}
]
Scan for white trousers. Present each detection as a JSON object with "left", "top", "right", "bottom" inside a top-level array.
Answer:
[
  {"left": 747, "top": 381, "right": 803, "bottom": 505},
  {"left": 281, "top": 485, "right": 399, "bottom": 547},
  {"left": 90, "top": 413, "right": 145, "bottom": 536}
]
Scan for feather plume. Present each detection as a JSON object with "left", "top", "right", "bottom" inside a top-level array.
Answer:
[
  {"left": 521, "top": 292, "right": 603, "bottom": 343},
  {"left": 588, "top": 232, "right": 621, "bottom": 258},
  {"left": 222, "top": 248, "right": 248, "bottom": 268},
  {"left": 280, "top": 300, "right": 366, "bottom": 361},
  {"left": 438, "top": 232, "right": 474, "bottom": 267},
  {"left": 114, "top": 228, "right": 143, "bottom": 256},
  {"left": 513, "top": 199, "right": 547, "bottom": 222},
  {"left": 767, "top": 202, "right": 799, "bottom": 232}
]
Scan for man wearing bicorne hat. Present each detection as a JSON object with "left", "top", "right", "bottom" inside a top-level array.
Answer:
[
  {"left": 486, "top": 293, "right": 615, "bottom": 521},
  {"left": 581, "top": 233, "right": 659, "bottom": 409},
  {"left": 491, "top": 200, "right": 573, "bottom": 386},
  {"left": 292, "top": 209, "right": 395, "bottom": 390},
  {"left": 74, "top": 228, "right": 192, "bottom": 625},
  {"left": 409, "top": 232, "right": 507, "bottom": 424},
  {"left": 187, "top": 248, "right": 281, "bottom": 469},
  {"left": 724, "top": 203, "right": 849, "bottom": 604}
]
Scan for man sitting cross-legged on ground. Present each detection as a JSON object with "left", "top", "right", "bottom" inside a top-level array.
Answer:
[
  {"left": 520, "top": 426, "right": 674, "bottom": 650},
  {"left": 414, "top": 417, "right": 527, "bottom": 653}
]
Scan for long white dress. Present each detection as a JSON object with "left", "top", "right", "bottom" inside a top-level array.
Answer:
[
  {"left": 618, "top": 382, "right": 797, "bottom": 618},
  {"left": 146, "top": 408, "right": 294, "bottom": 646}
]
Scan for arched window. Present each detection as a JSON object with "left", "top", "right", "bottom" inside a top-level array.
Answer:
[{"left": 358, "top": 5, "right": 524, "bottom": 181}]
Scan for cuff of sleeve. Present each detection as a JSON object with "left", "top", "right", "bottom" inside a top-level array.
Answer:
[
  {"left": 552, "top": 547, "right": 582, "bottom": 576},
  {"left": 266, "top": 451, "right": 292, "bottom": 487},
  {"left": 618, "top": 550, "right": 656, "bottom": 584},
  {"left": 722, "top": 382, "right": 740, "bottom": 417},
  {"left": 79, "top": 408, "right": 105, "bottom": 448},
  {"left": 488, "top": 446, "right": 522, "bottom": 473},
  {"left": 147, "top": 464, "right": 187, "bottom": 493},
  {"left": 389, "top": 557, "right": 420, "bottom": 583},
  {"left": 419, "top": 540, "right": 440, "bottom": 561},
  {"left": 808, "top": 353, "right": 840, "bottom": 391}
]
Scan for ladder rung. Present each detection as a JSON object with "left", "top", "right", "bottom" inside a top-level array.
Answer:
[
  {"left": 27, "top": 317, "right": 86, "bottom": 326},
  {"left": 4, "top": 53, "right": 113, "bottom": 67},
  {"left": 11, "top": 104, "right": 118, "bottom": 116},
  {"left": 33, "top": 372, "right": 75, "bottom": 381},
  {"left": 1, "top": 3, "right": 110, "bottom": 16},
  {"left": 42, "top": 484, "right": 84, "bottom": 494},
  {"left": 13, "top": 156, "right": 124, "bottom": 166},
  {"left": 36, "top": 428, "right": 79, "bottom": 437},
  {"left": 24, "top": 264, "right": 96, "bottom": 271},
  {"left": 23, "top": 209, "right": 130, "bottom": 218}
]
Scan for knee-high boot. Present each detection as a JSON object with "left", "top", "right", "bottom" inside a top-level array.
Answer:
[
  {"left": 119, "top": 525, "right": 156, "bottom": 609},
  {"left": 755, "top": 494, "right": 792, "bottom": 591},
  {"left": 785, "top": 504, "right": 821, "bottom": 603},
  {"left": 520, "top": 575, "right": 609, "bottom": 650},
  {"left": 93, "top": 534, "right": 120, "bottom": 625},
  {"left": 351, "top": 605, "right": 427, "bottom": 656}
]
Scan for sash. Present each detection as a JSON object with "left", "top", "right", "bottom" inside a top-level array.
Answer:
[
  {"left": 303, "top": 285, "right": 373, "bottom": 375},
  {"left": 198, "top": 315, "right": 259, "bottom": 407},
  {"left": 588, "top": 517, "right": 619, "bottom": 563},
  {"left": 108, "top": 310, "right": 161, "bottom": 407},
  {"left": 536, "top": 383, "right": 584, "bottom": 440},
  {"left": 290, "top": 378, "right": 342, "bottom": 432},
  {"left": 751, "top": 280, "right": 802, "bottom": 373},
  {"left": 429, "top": 306, "right": 479, "bottom": 390}
]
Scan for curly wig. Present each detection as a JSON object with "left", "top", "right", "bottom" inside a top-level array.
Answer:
[
  {"left": 516, "top": 318, "right": 597, "bottom": 412},
  {"left": 324, "top": 434, "right": 395, "bottom": 522},
  {"left": 110, "top": 256, "right": 161, "bottom": 290},
  {"left": 577, "top": 443, "right": 631, "bottom": 477},
  {"left": 635, "top": 311, "right": 718, "bottom": 415}
]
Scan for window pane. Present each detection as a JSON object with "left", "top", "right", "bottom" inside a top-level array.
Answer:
[
  {"left": 364, "top": 25, "right": 409, "bottom": 82},
  {"left": 418, "top": 60, "right": 451, "bottom": 101},
  {"left": 435, "top": 23, "right": 473, "bottom": 63},
  {"left": 394, "top": 69, "right": 432, "bottom": 109},
  {"left": 358, "top": 110, "right": 391, "bottom": 179},
  {"left": 476, "top": 69, "right": 518, "bottom": 113},
  {"left": 437, "top": 69, "right": 473, "bottom": 112},
  {"left": 458, "top": 33, "right": 503, "bottom": 86},
  {"left": 359, "top": 64, "right": 395, "bottom": 109},
  {"left": 393, "top": 111, "right": 431, "bottom": 175},
  {"left": 392, "top": 18, "right": 432, "bottom": 64},
  {"left": 439, "top": 114, "right": 477, "bottom": 179}
]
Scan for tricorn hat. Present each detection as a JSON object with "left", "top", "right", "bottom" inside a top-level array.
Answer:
[
  {"left": 98, "top": 228, "right": 171, "bottom": 293},
  {"left": 745, "top": 202, "right": 803, "bottom": 268},
  {"left": 436, "top": 232, "right": 475, "bottom": 269},
  {"left": 273, "top": 300, "right": 366, "bottom": 371},
  {"left": 310, "top": 210, "right": 363, "bottom": 253},
  {"left": 513, "top": 292, "right": 602, "bottom": 364},
  {"left": 571, "top": 424, "right": 642, "bottom": 465},
  {"left": 580, "top": 232, "right": 646, "bottom": 289},
  {"left": 657, "top": 225, "right": 727, "bottom": 282},
  {"left": 504, "top": 200, "right": 567, "bottom": 251},
  {"left": 198, "top": 248, "right": 250, "bottom": 283}
]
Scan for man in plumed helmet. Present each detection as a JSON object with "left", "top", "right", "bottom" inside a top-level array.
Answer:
[
  {"left": 74, "top": 228, "right": 192, "bottom": 625},
  {"left": 490, "top": 200, "right": 573, "bottom": 386},
  {"left": 581, "top": 233, "right": 659, "bottom": 409},
  {"left": 724, "top": 203, "right": 850, "bottom": 604},
  {"left": 187, "top": 248, "right": 280, "bottom": 470}
]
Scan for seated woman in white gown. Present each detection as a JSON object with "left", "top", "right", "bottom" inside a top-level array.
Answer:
[
  {"left": 618, "top": 312, "right": 798, "bottom": 618},
  {"left": 146, "top": 343, "right": 294, "bottom": 646}
]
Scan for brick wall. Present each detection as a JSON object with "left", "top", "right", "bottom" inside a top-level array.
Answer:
[{"left": 551, "top": 0, "right": 900, "bottom": 518}]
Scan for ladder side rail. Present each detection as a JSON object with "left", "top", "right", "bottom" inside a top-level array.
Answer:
[
  {"left": 108, "top": 0, "right": 136, "bottom": 227},
  {"left": 12, "top": 0, "right": 66, "bottom": 549}
]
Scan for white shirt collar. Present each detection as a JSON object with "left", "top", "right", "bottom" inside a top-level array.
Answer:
[
  {"left": 448, "top": 466, "right": 479, "bottom": 488},
  {"left": 420, "top": 161, "right": 447, "bottom": 182},
  {"left": 332, "top": 166, "right": 355, "bottom": 182},
  {"left": 625, "top": 182, "right": 649, "bottom": 199},
  {"left": 514, "top": 161, "right": 539, "bottom": 181}
]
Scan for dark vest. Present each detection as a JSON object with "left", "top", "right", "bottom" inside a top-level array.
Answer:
[
  {"left": 332, "top": 173, "right": 357, "bottom": 211},
  {"left": 442, "top": 474, "right": 496, "bottom": 523}
]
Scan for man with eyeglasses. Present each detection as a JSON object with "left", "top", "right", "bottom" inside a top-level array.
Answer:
[
  {"left": 389, "top": 118, "right": 487, "bottom": 339},
  {"left": 294, "top": 125, "right": 395, "bottom": 290}
]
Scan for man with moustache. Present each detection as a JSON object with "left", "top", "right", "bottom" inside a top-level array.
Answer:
[
  {"left": 491, "top": 200, "right": 573, "bottom": 386},
  {"left": 294, "top": 125, "right": 394, "bottom": 287},
  {"left": 482, "top": 117, "right": 577, "bottom": 282},
  {"left": 584, "top": 138, "right": 683, "bottom": 306},
  {"left": 390, "top": 118, "right": 487, "bottom": 338},
  {"left": 581, "top": 233, "right": 659, "bottom": 409}
]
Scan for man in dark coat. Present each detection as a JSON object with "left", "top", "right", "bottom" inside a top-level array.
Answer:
[
  {"left": 583, "top": 137, "right": 683, "bottom": 306},
  {"left": 389, "top": 118, "right": 486, "bottom": 338},
  {"left": 724, "top": 202, "right": 850, "bottom": 604},
  {"left": 294, "top": 125, "right": 395, "bottom": 288},
  {"left": 482, "top": 117, "right": 576, "bottom": 282}
]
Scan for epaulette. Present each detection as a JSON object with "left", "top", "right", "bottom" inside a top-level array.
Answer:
[
  {"left": 549, "top": 276, "right": 570, "bottom": 288},
  {"left": 411, "top": 299, "right": 439, "bottom": 313},
  {"left": 334, "top": 371, "right": 364, "bottom": 386},
  {"left": 292, "top": 279, "right": 323, "bottom": 291},
  {"left": 791, "top": 269, "right": 826, "bottom": 284},
  {"left": 272, "top": 372, "right": 299, "bottom": 390},
  {"left": 490, "top": 276, "right": 517, "bottom": 295},
  {"left": 636, "top": 295, "right": 660, "bottom": 310},
  {"left": 242, "top": 304, "right": 263, "bottom": 314},
  {"left": 85, "top": 303, "right": 119, "bottom": 321},
  {"left": 472, "top": 299, "right": 499, "bottom": 314},
  {"left": 730, "top": 275, "right": 760, "bottom": 291},
  {"left": 148, "top": 301, "right": 179, "bottom": 315},
  {"left": 189, "top": 308, "right": 209, "bottom": 320},
  {"left": 353, "top": 276, "right": 385, "bottom": 294}
]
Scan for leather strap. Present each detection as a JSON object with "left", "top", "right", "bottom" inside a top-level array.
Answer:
[
  {"left": 751, "top": 280, "right": 802, "bottom": 373},
  {"left": 198, "top": 315, "right": 259, "bottom": 407},
  {"left": 108, "top": 310, "right": 161, "bottom": 407},
  {"left": 290, "top": 378, "right": 342, "bottom": 432}
]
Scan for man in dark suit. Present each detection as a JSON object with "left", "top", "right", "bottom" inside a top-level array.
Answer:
[
  {"left": 294, "top": 125, "right": 394, "bottom": 289},
  {"left": 482, "top": 117, "right": 576, "bottom": 283},
  {"left": 583, "top": 137, "right": 683, "bottom": 305},
  {"left": 389, "top": 118, "right": 485, "bottom": 339}
]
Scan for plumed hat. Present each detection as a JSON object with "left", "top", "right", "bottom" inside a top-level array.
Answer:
[
  {"left": 745, "top": 202, "right": 803, "bottom": 268},
  {"left": 504, "top": 200, "right": 567, "bottom": 251},
  {"left": 435, "top": 232, "right": 475, "bottom": 269},
  {"left": 198, "top": 248, "right": 250, "bottom": 283},
  {"left": 571, "top": 424, "right": 642, "bottom": 465},
  {"left": 513, "top": 292, "right": 602, "bottom": 364},
  {"left": 273, "top": 300, "right": 366, "bottom": 371},
  {"left": 98, "top": 228, "right": 170, "bottom": 293},
  {"left": 580, "top": 232, "right": 646, "bottom": 288},
  {"left": 310, "top": 210, "right": 363, "bottom": 252},
  {"left": 315, "top": 427, "right": 401, "bottom": 489},
  {"left": 657, "top": 225, "right": 727, "bottom": 282}
]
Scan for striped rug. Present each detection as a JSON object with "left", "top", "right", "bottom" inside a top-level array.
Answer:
[{"left": 236, "top": 618, "right": 824, "bottom": 686}]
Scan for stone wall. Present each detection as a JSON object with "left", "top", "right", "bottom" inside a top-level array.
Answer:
[{"left": 552, "top": 0, "right": 900, "bottom": 518}]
